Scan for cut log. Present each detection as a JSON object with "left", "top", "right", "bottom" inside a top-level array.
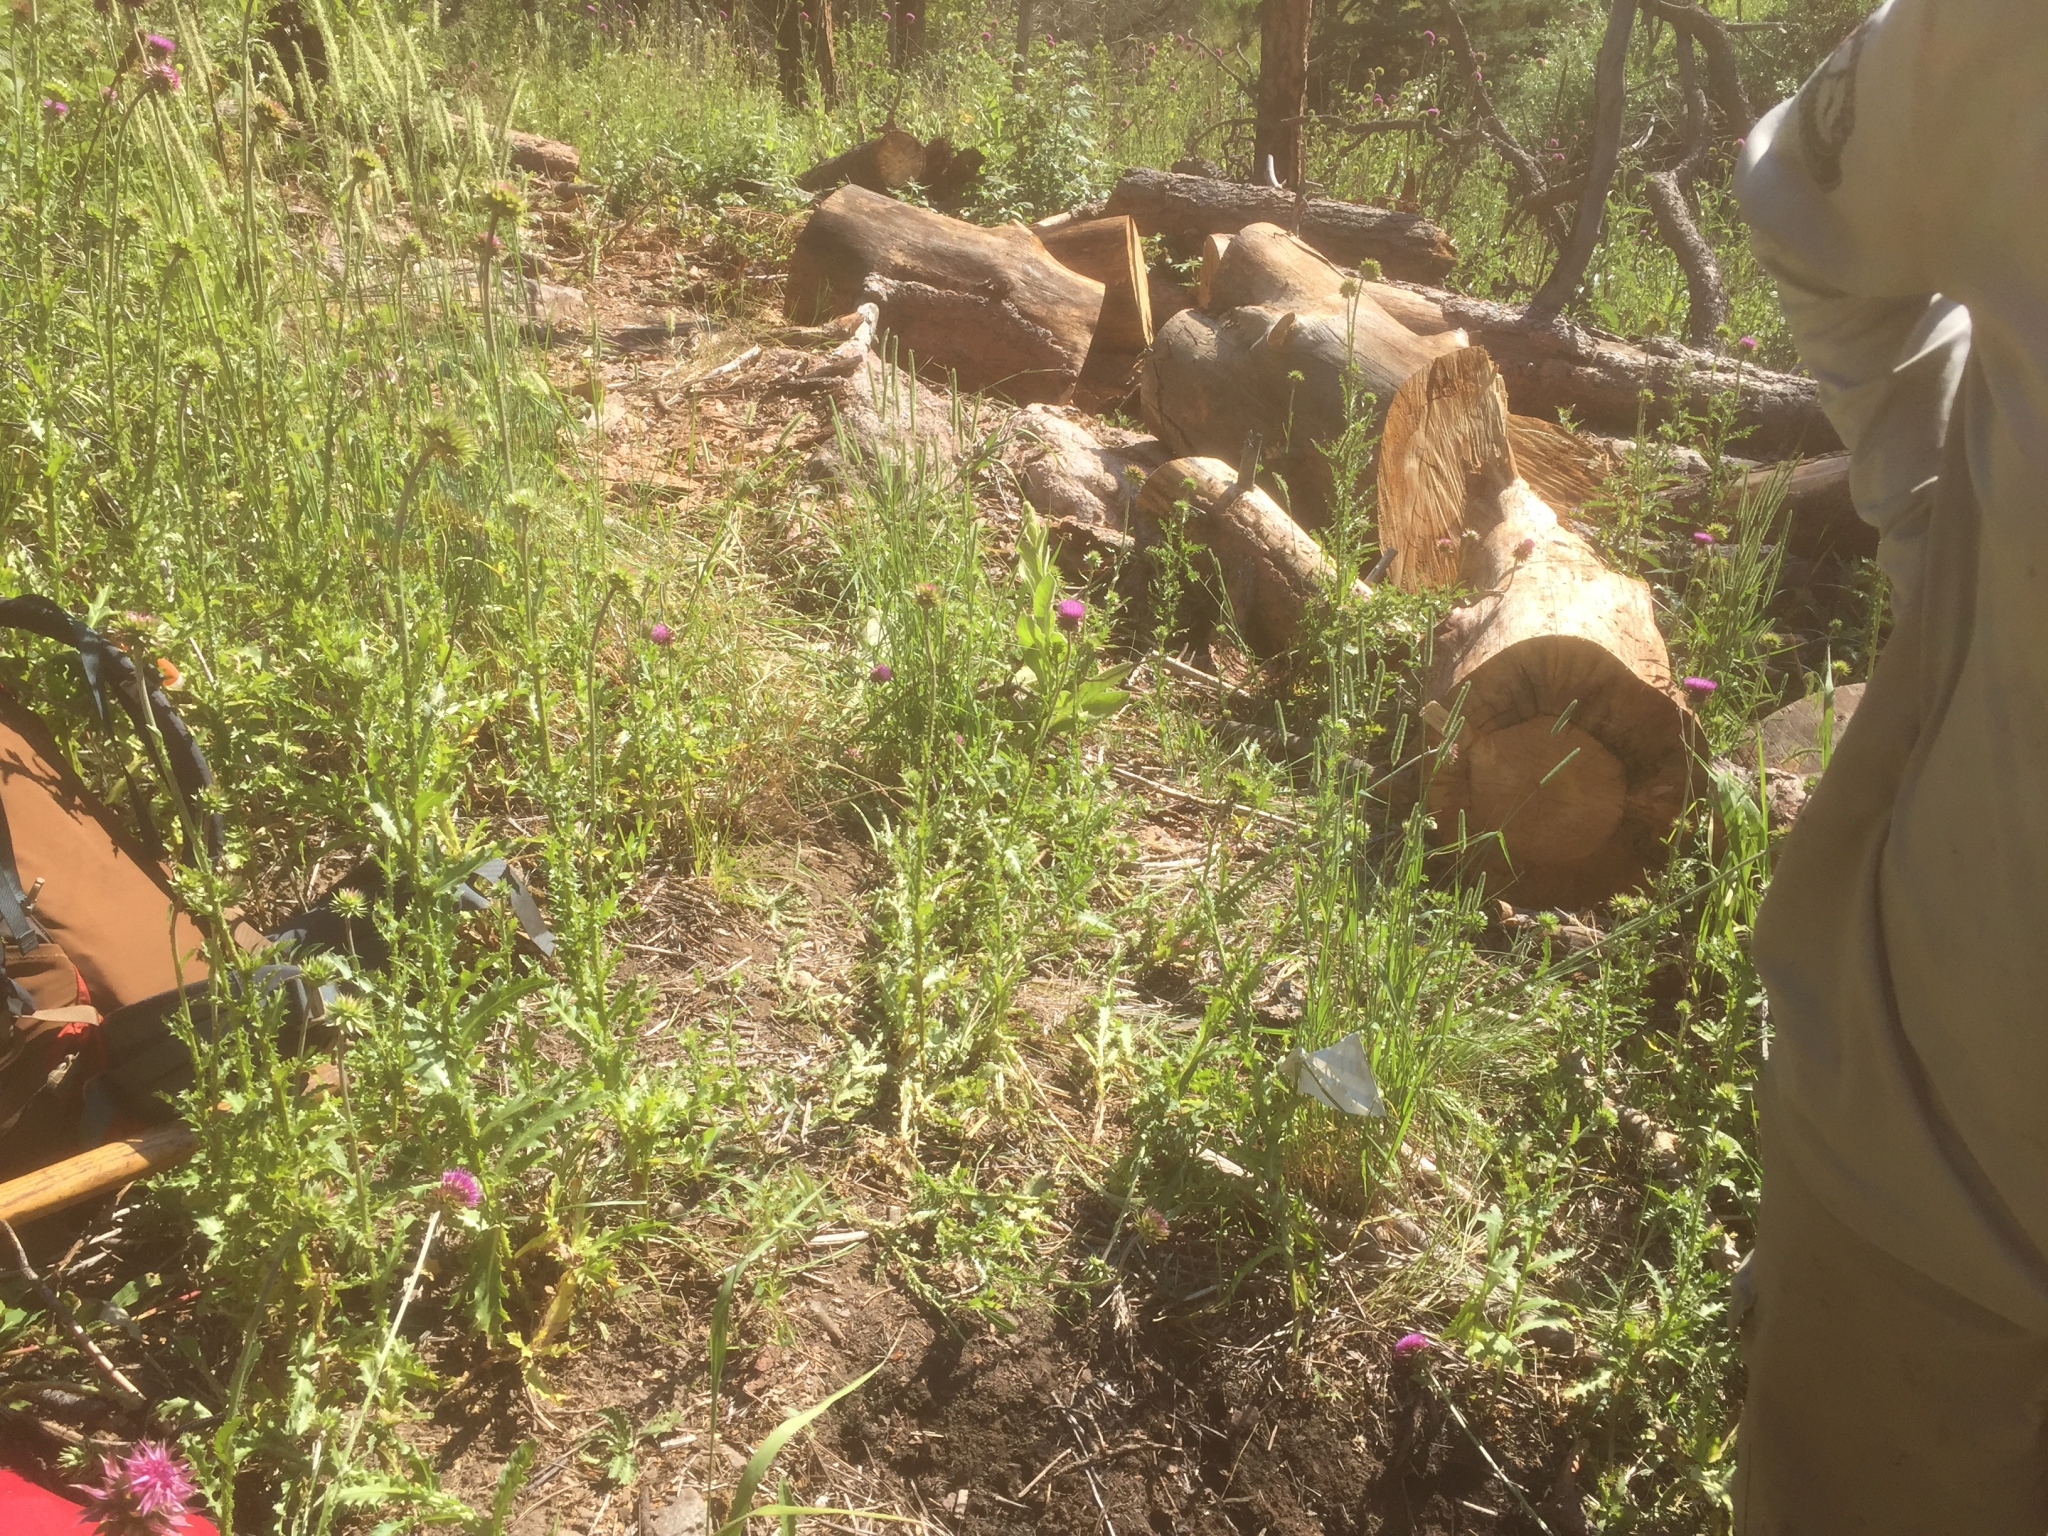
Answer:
[
  {"left": 788, "top": 186, "right": 1105, "bottom": 404},
  {"left": 1506, "top": 415, "right": 1625, "bottom": 514},
  {"left": 1131, "top": 456, "right": 1361, "bottom": 657},
  {"left": 448, "top": 119, "right": 581, "bottom": 179},
  {"left": 1140, "top": 300, "right": 1457, "bottom": 525},
  {"left": 1197, "top": 233, "right": 1232, "bottom": 311},
  {"left": 797, "top": 129, "right": 928, "bottom": 193},
  {"left": 1673, "top": 451, "right": 1873, "bottom": 562},
  {"left": 1002, "top": 404, "right": 1167, "bottom": 530},
  {"left": 1036, "top": 216, "right": 1154, "bottom": 404},
  {"left": 1105, "top": 167, "right": 1458, "bottom": 285},
  {"left": 1357, "top": 287, "right": 1834, "bottom": 460}
]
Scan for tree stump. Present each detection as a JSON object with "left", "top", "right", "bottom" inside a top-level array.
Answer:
[{"left": 796, "top": 130, "right": 928, "bottom": 193}]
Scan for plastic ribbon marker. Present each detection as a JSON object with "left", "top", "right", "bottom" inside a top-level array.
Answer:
[{"left": 1280, "top": 1033, "right": 1386, "bottom": 1117}]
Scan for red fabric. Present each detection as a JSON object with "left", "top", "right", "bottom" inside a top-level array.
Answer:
[{"left": 0, "top": 1468, "right": 221, "bottom": 1536}]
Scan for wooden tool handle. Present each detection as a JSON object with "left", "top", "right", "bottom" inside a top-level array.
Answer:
[{"left": 0, "top": 1125, "right": 199, "bottom": 1227}]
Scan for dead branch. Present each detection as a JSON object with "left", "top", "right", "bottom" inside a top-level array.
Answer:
[
  {"left": 1642, "top": 33, "right": 1729, "bottom": 345},
  {"left": 1639, "top": 0, "right": 1754, "bottom": 135},
  {"left": 1528, "top": 0, "right": 1637, "bottom": 319},
  {"left": 1441, "top": 1, "right": 1570, "bottom": 249}
]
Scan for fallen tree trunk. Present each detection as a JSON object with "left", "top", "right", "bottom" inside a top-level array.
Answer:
[
  {"left": 796, "top": 129, "right": 929, "bottom": 193},
  {"left": 1378, "top": 347, "right": 1699, "bottom": 905},
  {"left": 788, "top": 186, "right": 1105, "bottom": 404},
  {"left": 1035, "top": 216, "right": 1154, "bottom": 404},
  {"left": 1105, "top": 167, "right": 1458, "bottom": 284},
  {"left": 1368, "top": 287, "right": 1835, "bottom": 459},
  {"left": 1674, "top": 451, "right": 1873, "bottom": 562},
  {"left": 1131, "top": 455, "right": 1362, "bottom": 657},
  {"left": 1140, "top": 298, "right": 1457, "bottom": 525}
]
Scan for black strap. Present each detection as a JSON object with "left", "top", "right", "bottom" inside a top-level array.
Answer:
[{"left": 0, "top": 595, "right": 224, "bottom": 866}]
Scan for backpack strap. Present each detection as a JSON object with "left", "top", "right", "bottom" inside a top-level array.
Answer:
[{"left": 0, "top": 596, "right": 224, "bottom": 866}]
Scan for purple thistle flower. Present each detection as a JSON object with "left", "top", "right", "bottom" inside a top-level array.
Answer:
[
  {"left": 439, "top": 1167, "right": 482, "bottom": 1207},
  {"left": 1425, "top": 106, "right": 1440, "bottom": 117},
  {"left": 1515, "top": 535, "right": 1537, "bottom": 560},
  {"left": 1692, "top": 530, "right": 1715, "bottom": 545},
  {"left": 981, "top": 28, "right": 991, "bottom": 39},
  {"left": 1394, "top": 1332, "right": 1432, "bottom": 1359},
  {"left": 1552, "top": 152, "right": 1566, "bottom": 162},
  {"left": 1423, "top": 29, "right": 1436, "bottom": 44},
  {"left": 75, "top": 1440, "right": 201, "bottom": 1536},
  {"left": 42, "top": 97, "right": 69, "bottom": 122},
  {"left": 1738, "top": 335, "right": 1758, "bottom": 352},
  {"left": 869, "top": 662, "right": 894, "bottom": 683},
  {"left": 648, "top": 621, "right": 674, "bottom": 645},
  {"left": 143, "top": 31, "right": 175, "bottom": 59},
  {"left": 1055, "top": 597, "right": 1086, "bottom": 631},
  {"left": 140, "top": 61, "right": 181, "bottom": 95},
  {"left": 477, "top": 231, "right": 504, "bottom": 257},
  {"left": 1682, "top": 676, "right": 1719, "bottom": 697}
]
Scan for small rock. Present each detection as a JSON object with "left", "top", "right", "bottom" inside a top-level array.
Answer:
[{"left": 646, "top": 1486, "right": 709, "bottom": 1536}]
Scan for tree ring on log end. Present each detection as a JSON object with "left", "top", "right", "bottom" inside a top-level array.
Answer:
[{"left": 1466, "top": 715, "right": 1627, "bottom": 868}]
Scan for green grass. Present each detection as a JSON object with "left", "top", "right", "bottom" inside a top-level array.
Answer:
[{"left": 0, "top": 0, "right": 1869, "bottom": 1530}]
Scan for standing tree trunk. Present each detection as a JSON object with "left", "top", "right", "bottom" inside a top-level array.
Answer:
[
  {"left": 814, "top": 0, "right": 838, "bottom": 106},
  {"left": 772, "top": 0, "right": 806, "bottom": 107},
  {"left": 1014, "top": 0, "right": 1036, "bottom": 82},
  {"left": 1253, "top": 0, "right": 1313, "bottom": 188}
]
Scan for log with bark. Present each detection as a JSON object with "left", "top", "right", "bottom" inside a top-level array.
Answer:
[
  {"left": 1200, "top": 221, "right": 1463, "bottom": 336},
  {"left": 1035, "top": 216, "right": 1154, "bottom": 404},
  {"left": 1391, "top": 349, "right": 1699, "bottom": 907},
  {"left": 1130, "top": 456, "right": 1365, "bottom": 657},
  {"left": 796, "top": 129, "right": 929, "bottom": 193},
  {"left": 1104, "top": 167, "right": 1458, "bottom": 284},
  {"left": 788, "top": 186, "right": 1106, "bottom": 404},
  {"left": 1141, "top": 300, "right": 1458, "bottom": 525},
  {"left": 1368, "top": 287, "right": 1836, "bottom": 460},
  {"left": 1672, "top": 451, "right": 1873, "bottom": 562}
]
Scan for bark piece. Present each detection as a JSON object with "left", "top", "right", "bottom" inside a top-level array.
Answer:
[
  {"left": 1036, "top": 216, "right": 1154, "bottom": 403},
  {"left": 1254, "top": 0, "right": 1312, "bottom": 188},
  {"left": 1105, "top": 167, "right": 1457, "bottom": 284},
  {"left": 1131, "top": 456, "right": 1356, "bottom": 657},
  {"left": 1002, "top": 404, "right": 1166, "bottom": 530},
  {"left": 1140, "top": 300, "right": 1456, "bottom": 525},
  {"left": 797, "top": 129, "right": 928, "bottom": 193},
  {"left": 1752, "top": 683, "right": 1865, "bottom": 777},
  {"left": 788, "top": 186, "right": 1105, "bottom": 404},
  {"left": 1427, "top": 479, "right": 1699, "bottom": 908}
]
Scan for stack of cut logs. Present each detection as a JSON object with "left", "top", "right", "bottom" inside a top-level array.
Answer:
[{"left": 786, "top": 152, "right": 1850, "bottom": 907}]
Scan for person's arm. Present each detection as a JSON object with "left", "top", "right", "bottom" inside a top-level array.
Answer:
[{"left": 1734, "top": 0, "right": 1968, "bottom": 615}]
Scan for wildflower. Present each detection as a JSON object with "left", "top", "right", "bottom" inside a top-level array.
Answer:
[
  {"left": 476, "top": 230, "right": 504, "bottom": 259},
  {"left": 1135, "top": 1206, "right": 1170, "bottom": 1243},
  {"left": 1393, "top": 1332, "right": 1432, "bottom": 1359},
  {"left": 1423, "top": 28, "right": 1436, "bottom": 43},
  {"left": 913, "top": 581, "right": 940, "bottom": 608},
  {"left": 155, "top": 658, "right": 182, "bottom": 690},
  {"left": 1682, "top": 676, "right": 1719, "bottom": 698},
  {"left": 869, "top": 662, "right": 894, "bottom": 683},
  {"left": 438, "top": 1167, "right": 482, "bottom": 1208},
  {"left": 903, "top": 10, "right": 914, "bottom": 19},
  {"left": 1552, "top": 152, "right": 1565, "bottom": 162},
  {"left": 416, "top": 411, "right": 477, "bottom": 470},
  {"left": 648, "top": 622, "right": 674, "bottom": 645},
  {"left": 1515, "top": 535, "right": 1537, "bottom": 560},
  {"left": 1425, "top": 107, "right": 1440, "bottom": 118},
  {"left": 1436, "top": 536, "right": 1455, "bottom": 550},
  {"left": 42, "top": 97, "right": 68, "bottom": 123},
  {"left": 140, "top": 61, "right": 180, "bottom": 94},
  {"left": 102, "top": 84, "right": 120, "bottom": 103},
  {"left": 482, "top": 179, "right": 527, "bottom": 225},
  {"left": 981, "top": 28, "right": 990, "bottom": 39},
  {"left": 1692, "top": 530, "right": 1715, "bottom": 545},
  {"left": 143, "top": 31, "right": 174, "bottom": 59},
  {"left": 1055, "top": 597, "right": 1086, "bottom": 631},
  {"left": 1373, "top": 93, "right": 1384, "bottom": 105},
  {"left": 346, "top": 146, "right": 383, "bottom": 187},
  {"left": 1738, "top": 335, "right": 1758, "bottom": 352},
  {"left": 74, "top": 1440, "right": 201, "bottom": 1536}
]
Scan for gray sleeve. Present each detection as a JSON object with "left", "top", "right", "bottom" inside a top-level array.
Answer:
[{"left": 1733, "top": 10, "right": 1969, "bottom": 616}]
